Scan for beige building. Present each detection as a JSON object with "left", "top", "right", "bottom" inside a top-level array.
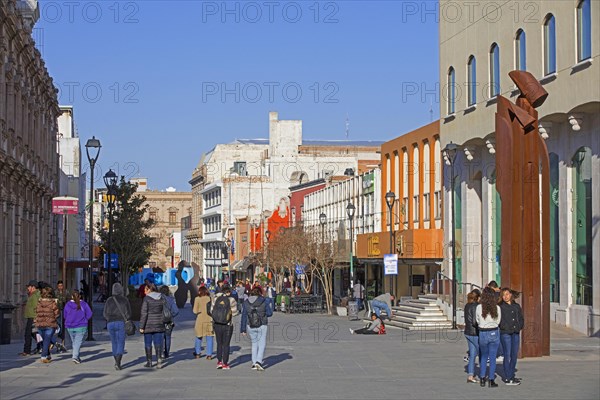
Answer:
[
  {"left": 439, "top": 0, "right": 599, "bottom": 334},
  {"left": 0, "top": 0, "right": 60, "bottom": 334},
  {"left": 139, "top": 181, "right": 192, "bottom": 270}
]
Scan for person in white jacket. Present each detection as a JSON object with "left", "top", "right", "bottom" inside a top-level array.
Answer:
[{"left": 476, "top": 287, "right": 502, "bottom": 388}]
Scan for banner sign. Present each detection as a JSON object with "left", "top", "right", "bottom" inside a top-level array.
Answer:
[{"left": 384, "top": 254, "right": 398, "bottom": 275}]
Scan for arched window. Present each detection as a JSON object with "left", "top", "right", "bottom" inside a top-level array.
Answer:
[
  {"left": 489, "top": 43, "right": 500, "bottom": 97},
  {"left": 577, "top": 0, "right": 591, "bottom": 61},
  {"left": 467, "top": 56, "right": 476, "bottom": 106},
  {"left": 447, "top": 67, "right": 455, "bottom": 114},
  {"left": 544, "top": 14, "right": 557, "bottom": 75},
  {"left": 515, "top": 29, "right": 526, "bottom": 70}
]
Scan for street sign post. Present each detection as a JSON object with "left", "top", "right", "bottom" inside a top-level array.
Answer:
[
  {"left": 104, "top": 253, "right": 119, "bottom": 269},
  {"left": 52, "top": 196, "right": 79, "bottom": 290}
]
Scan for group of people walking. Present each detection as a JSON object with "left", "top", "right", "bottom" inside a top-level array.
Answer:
[
  {"left": 193, "top": 283, "right": 273, "bottom": 371},
  {"left": 464, "top": 281, "right": 525, "bottom": 387},
  {"left": 20, "top": 280, "right": 92, "bottom": 364}
]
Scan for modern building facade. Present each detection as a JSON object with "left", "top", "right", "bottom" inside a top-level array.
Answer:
[
  {"left": 0, "top": 0, "right": 60, "bottom": 337},
  {"left": 439, "top": 0, "right": 599, "bottom": 335}
]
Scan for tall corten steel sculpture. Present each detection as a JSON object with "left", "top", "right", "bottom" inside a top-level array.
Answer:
[{"left": 495, "top": 71, "right": 550, "bottom": 357}]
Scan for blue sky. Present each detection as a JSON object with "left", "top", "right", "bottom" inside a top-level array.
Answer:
[{"left": 37, "top": 0, "right": 439, "bottom": 190}]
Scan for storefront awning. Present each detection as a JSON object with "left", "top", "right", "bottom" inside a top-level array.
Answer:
[{"left": 229, "top": 258, "right": 252, "bottom": 271}]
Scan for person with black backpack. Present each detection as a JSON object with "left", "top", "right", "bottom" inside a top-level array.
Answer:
[
  {"left": 210, "top": 285, "right": 238, "bottom": 370},
  {"left": 241, "top": 286, "right": 273, "bottom": 371}
]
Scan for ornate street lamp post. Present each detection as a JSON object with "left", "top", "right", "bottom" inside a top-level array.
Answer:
[
  {"left": 385, "top": 191, "right": 395, "bottom": 297},
  {"left": 443, "top": 142, "right": 458, "bottom": 330},
  {"left": 84, "top": 136, "right": 101, "bottom": 341},
  {"left": 346, "top": 203, "right": 355, "bottom": 297},
  {"left": 103, "top": 169, "right": 118, "bottom": 297}
]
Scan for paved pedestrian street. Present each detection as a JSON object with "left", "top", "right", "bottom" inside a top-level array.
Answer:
[{"left": 1, "top": 305, "right": 598, "bottom": 400}]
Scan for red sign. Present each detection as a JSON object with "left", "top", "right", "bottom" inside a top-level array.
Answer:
[{"left": 52, "top": 197, "right": 79, "bottom": 214}]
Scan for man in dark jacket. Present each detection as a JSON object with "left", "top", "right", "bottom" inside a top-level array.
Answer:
[
  {"left": 19, "top": 280, "right": 40, "bottom": 356},
  {"left": 241, "top": 286, "right": 273, "bottom": 371}
]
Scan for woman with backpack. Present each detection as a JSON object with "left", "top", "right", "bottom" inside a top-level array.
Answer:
[
  {"left": 159, "top": 286, "right": 179, "bottom": 359},
  {"left": 139, "top": 282, "right": 167, "bottom": 369},
  {"left": 241, "top": 286, "right": 273, "bottom": 371},
  {"left": 193, "top": 286, "right": 214, "bottom": 359},
  {"left": 211, "top": 285, "right": 238, "bottom": 370}
]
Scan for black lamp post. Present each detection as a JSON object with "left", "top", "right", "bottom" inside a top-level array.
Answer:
[
  {"left": 385, "top": 191, "right": 395, "bottom": 297},
  {"left": 319, "top": 213, "right": 327, "bottom": 240},
  {"left": 84, "top": 136, "right": 101, "bottom": 341},
  {"left": 443, "top": 142, "right": 458, "bottom": 330},
  {"left": 103, "top": 169, "right": 118, "bottom": 297},
  {"left": 346, "top": 203, "right": 355, "bottom": 297},
  {"left": 265, "top": 230, "right": 271, "bottom": 277}
]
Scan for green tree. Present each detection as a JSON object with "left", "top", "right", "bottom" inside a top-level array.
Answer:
[{"left": 98, "top": 177, "right": 155, "bottom": 290}]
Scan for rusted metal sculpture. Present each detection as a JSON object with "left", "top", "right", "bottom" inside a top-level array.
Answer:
[{"left": 495, "top": 71, "right": 550, "bottom": 357}]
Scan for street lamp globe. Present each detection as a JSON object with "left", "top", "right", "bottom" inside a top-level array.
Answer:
[
  {"left": 103, "top": 169, "right": 118, "bottom": 192},
  {"left": 443, "top": 142, "right": 458, "bottom": 165},
  {"left": 385, "top": 191, "right": 395, "bottom": 210},
  {"left": 346, "top": 202, "right": 355, "bottom": 219},
  {"left": 319, "top": 213, "right": 327, "bottom": 226},
  {"left": 85, "top": 136, "right": 101, "bottom": 164}
]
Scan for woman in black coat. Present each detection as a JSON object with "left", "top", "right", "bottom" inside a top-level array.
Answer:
[
  {"left": 463, "top": 289, "right": 480, "bottom": 383},
  {"left": 139, "top": 282, "right": 166, "bottom": 369},
  {"left": 499, "top": 288, "right": 524, "bottom": 385}
]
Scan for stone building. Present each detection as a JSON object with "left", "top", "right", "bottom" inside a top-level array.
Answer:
[
  {"left": 0, "top": 0, "right": 60, "bottom": 336},
  {"left": 439, "top": 0, "right": 599, "bottom": 335},
  {"left": 138, "top": 181, "right": 192, "bottom": 270}
]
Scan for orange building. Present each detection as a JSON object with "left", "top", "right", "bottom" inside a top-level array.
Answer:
[{"left": 356, "top": 121, "right": 443, "bottom": 298}]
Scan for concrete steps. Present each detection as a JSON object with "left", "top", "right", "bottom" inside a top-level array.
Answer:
[{"left": 365, "top": 295, "right": 452, "bottom": 331}]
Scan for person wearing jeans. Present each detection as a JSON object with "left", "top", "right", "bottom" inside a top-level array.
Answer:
[
  {"left": 476, "top": 287, "right": 502, "bottom": 387},
  {"left": 103, "top": 283, "right": 131, "bottom": 370},
  {"left": 499, "top": 288, "right": 524, "bottom": 385},
  {"left": 371, "top": 293, "right": 394, "bottom": 320},
  {"left": 139, "top": 282, "right": 167, "bottom": 369},
  {"left": 193, "top": 286, "right": 215, "bottom": 359},
  {"left": 63, "top": 290, "right": 92, "bottom": 364},
  {"left": 241, "top": 287, "right": 273, "bottom": 371},
  {"left": 34, "top": 287, "right": 59, "bottom": 363},
  {"left": 463, "top": 290, "right": 480, "bottom": 383}
]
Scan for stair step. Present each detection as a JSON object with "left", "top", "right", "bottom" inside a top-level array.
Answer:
[
  {"left": 384, "top": 320, "right": 453, "bottom": 331},
  {"left": 392, "top": 314, "right": 451, "bottom": 323},
  {"left": 393, "top": 303, "right": 439, "bottom": 312},
  {"left": 394, "top": 310, "right": 444, "bottom": 319},
  {"left": 409, "top": 299, "right": 438, "bottom": 305}
]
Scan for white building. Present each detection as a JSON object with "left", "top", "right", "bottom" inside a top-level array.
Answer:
[
  {"left": 193, "top": 111, "right": 383, "bottom": 280},
  {"left": 57, "top": 106, "right": 87, "bottom": 288},
  {"left": 304, "top": 168, "right": 382, "bottom": 297},
  {"left": 439, "top": 0, "right": 599, "bottom": 335}
]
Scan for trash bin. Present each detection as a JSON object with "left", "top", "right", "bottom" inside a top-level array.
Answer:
[
  {"left": 0, "top": 304, "right": 16, "bottom": 345},
  {"left": 347, "top": 300, "right": 359, "bottom": 321}
]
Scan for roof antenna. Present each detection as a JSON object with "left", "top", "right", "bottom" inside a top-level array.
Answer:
[
  {"left": 345, "top": 113, "right": 350, "bottom": 139},
  {"left": 429, "top": 101, "right": 433, "bottom": 121}
]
